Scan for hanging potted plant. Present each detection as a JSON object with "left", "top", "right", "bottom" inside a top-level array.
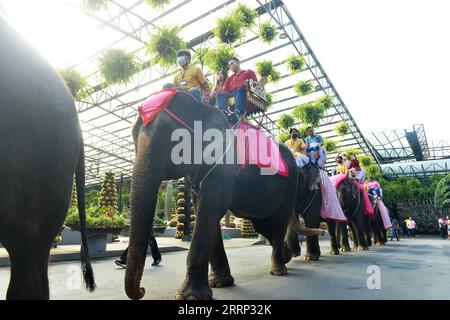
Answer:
[
  {"left": 204, "top": 44, "right": 235, "bottom": 74},
  {"left": 317, "top": 95, "right": 334, "bottom": 109},
  {"left": 98, "top": 48, "right": 138, "bottom": 86},
  {"left": 287, "top": 54, "right": 305, "bottom": 74},
  {"left": 256, "top": 60, "right": 281, "bottom": 83},
  {"left": 341, "top": 149, "right": 362, "bottom": 159},
  {"left": 83, "top": 0, "right": 108, "bottom": 12},
  {"left": 323, "top": 139, "right": 339, "bottom": 153},
  {"left": 145, "top": 0, "right": 171, "bottom": 9},
  {"left": 359, "top": 155, "right": 374, "bottom": 167},
  {"left": 294, "top": 80, "right": 315, "bottom": 96},
  {"left": 277, "top": 113, "right": 295, "bottom": 130},
  {"left": 265, "top": 92, "right": 274, "bottom": 108},
  {"left": 147, "top": 25, "right": 185, "bottom": 68},
  {"left": 335, "top": 121, "right": 350, "bottom": 136},
  {"left": 58, "top": 67, "right": 88, "bottom": 101},
  {"left": 234, "top": 3, "right": 257, "bottom": 29},
  {"left": 192, "top": 47, "right": 209, "bottom": 70},
  {"left": 277, "top": 132, "right": 291, "bottom": 143},
  {"left": 292, "top": 101, "right": 326, "bottom": 127},
  {"left": 259, "top": 21, "right": 278, "bottom": 44},
  {"left": 214, "top": 14, "right": 243, "bottom": 44}
]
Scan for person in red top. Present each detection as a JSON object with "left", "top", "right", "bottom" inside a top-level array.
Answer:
[
  {"left": 217, "top": 57, "right": 258, "bottom": 116},
  {"left": 348, "top": 154, "right": 365, "bottom": 182}
]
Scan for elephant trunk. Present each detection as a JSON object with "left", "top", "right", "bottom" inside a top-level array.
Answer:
[
  {"left": 125, "top": 162, "right": 161, "bottom": 300},
  {"left": 290, "top": 214, "right": 325, "bottom": 236}
]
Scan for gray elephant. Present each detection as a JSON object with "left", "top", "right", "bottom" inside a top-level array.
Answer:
[{"left": 0, "top": 17, "right": 95, "bottom": 299}]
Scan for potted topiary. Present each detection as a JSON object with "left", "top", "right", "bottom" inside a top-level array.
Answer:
[
  {"left": 277, "top": 113, "right": 295, "bottom": 130},
  {"left": 204, "top": 44, "right": 235, "bottom": 74},
  {"left": 147, "top": 25, "right": 185, "bottom": 68},
  {"left": 234, "top": 3, "right": 257, "bottom": 29},
  {"left": 83, "top": 0, "right": 108, "bottom": 12},
  {"left": 153, "top": 215, "right": 167, "bottom": 234},
  {"left": 287, "top": 54, "right": 305, "bottom": 74},
  {"left": 145, "top": 0, "right": 171, "bottom": 9},
  {"left": 259, "top": 21, "right": 278, "bottom": 44},
  {"left": 294, "top": 80, "right": 315, "bottom": 96},
  {"left": 214, "top": 14, "right": 243, "bottom": 44},
  {"left": 58, "top": 67, "right": 89, "bottom": 101},
  {"left": 255, "top": 60, "right": 281, "bottom": 83},
  {"left": 335, "top": 121, "right": 350, "bottom": 136},
  {"left": 98, "top": 48, "right": 138, "bottom": 86},
  {"left": 292, "top": 101, "right": 326, "bottom": 128}
]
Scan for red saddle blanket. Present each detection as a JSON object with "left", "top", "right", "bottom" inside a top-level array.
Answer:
[
  {"left": 329, "top": 174, "right": 374, "bottom": 217},
  {"left": 235, "top": 121, "right": 289, "bottom": 177}
]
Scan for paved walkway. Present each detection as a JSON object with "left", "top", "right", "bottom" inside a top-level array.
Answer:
[{"left": 1, "top": 236, "right": 449, "bottom": 300}]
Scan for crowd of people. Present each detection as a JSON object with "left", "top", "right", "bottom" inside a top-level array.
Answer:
[{"left": 438, "top": 216, "right": 450, "bottom": 239}]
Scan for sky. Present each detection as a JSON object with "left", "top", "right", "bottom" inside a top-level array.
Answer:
[
  {"left": 1, "top": 0, "right": 449, "bottom": 145},
  {"left": 284, "top": 0, "right": 450, "bottom": 144}
]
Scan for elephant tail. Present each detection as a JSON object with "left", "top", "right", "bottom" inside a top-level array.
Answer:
[{"left": 75, "top": 143, "right": 96, "bottom": 292}]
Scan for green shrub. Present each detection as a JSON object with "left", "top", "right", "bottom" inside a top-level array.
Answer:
[
  {"left": 204, "top": 44, "right": 235, "bottom": 74},
  {"left": 365, "top": 164, "right": 382, "bottom": 180},
  {"left": 335, "top": 121, "right": 350, "bottom": 136},
  {"left": 147, "top": 25, "right": 185, "bottom": 68},
  {"left": 317, "top": 95, "right": 334, "bottom": 109},
  {"left": 287, "top": 55, "right": 305, "bottom": 74},
  {"left": 255, "top": 60, "right": 281, "bottom": 83},
  {"left": 259, "top": 21, "right": 278, "bottom": 44},
  {"left": 98, "top": 49, "right": 138, "bottom": 85},
  {"left": 169, "top": 219, "right": 178, "bottom": 227},
  {"left": 58, "top": 68, "right": 88, "bottom": 101},
  {"left": 277, "top": 132, "right": 291, "bottom": 143},
  {"left": 435, "top": 173, "right": 450, "bottom": 208},
  {"left": 153, "top": 215, "right": 166, "bottom": 226},
  {"left": 359, "top": 155, "right": 373, "bottom": 167},
  {"left": 341, "top": 149, "right": 362, "bottom": 159},
  {"left": 292, "top": 102, "right": 326, "bottom": 127},
  {"left": 323, "top": 139, "right": 339, "bottom": 152},
  {"left": 294, "top": 80, "right": 315, "bottom": 96},
  {"left": 234, "top": 3, "right": 257, "bottom": 28},
  {"left": 277, "top": 113, "right": 295, "bottom": 130},
  {"left": 214, "top": 14, "right": 243, "bottom": 44}
]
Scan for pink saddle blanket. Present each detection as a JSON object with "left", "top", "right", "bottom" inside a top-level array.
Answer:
[
  {"left": 319, "top": 171, "right": 347, "bottom": 222},
  {"left": 377, "top": 199, "right": 393, "bottom": 230},
  {"left": 138, "top": 88, "right": 179, "bottom": 126},
  {"left": 235, "top": 121, "right": 289, "bottom": 177},
  {"left": 329, "top": 174, "right": 374, "bottom": 217}
]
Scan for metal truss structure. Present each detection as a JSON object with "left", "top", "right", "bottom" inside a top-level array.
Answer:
[
  {"left": 53, "top": 0, "right": 376, "bottom": 185},
  {"left": 368, "top": 124, "right": 450, "bottom": 178}
]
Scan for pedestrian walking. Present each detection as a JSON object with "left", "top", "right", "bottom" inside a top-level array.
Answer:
[
  {"left": 115, "top": 231, "right": 162, "bottom": 268},
  {"left": 439, "top": 217, "right": 447, "bottom": 239},
  {"left": 406, "top": 217, "right": 417, "bottom": 240}
]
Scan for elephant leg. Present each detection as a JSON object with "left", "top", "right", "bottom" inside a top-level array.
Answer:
[
  {"left": 340, "top": 222, "right": 352, "bottom": 252},
  {"left": 176, "top": 185, "right": 231, "bottom": 300},
  {"left": 284, "top": 222, "right": 300, "bottom": 263},
  {"left": 6, "top": 240, "right": 51, "bottom": 300},
  {"left": 305, "top": 235, "right": 321, "bottom": 261},
  {"left": 364, "top": 217, "right": 373, "bottom": 247},
  {"left": 208, "top": 222, "right": 234, "bottom": 288},
  {"left": 349, "top": 222, "right": 359, "bottom": 250},
  {"left": 269, "top": 215, "right": 289, "bottom": 276},
  {"left": 353, "top": 218, "right": 369, "bottom": 251},
  {"left": 327, "top": 221, "right": 340, "bottom": 255}
]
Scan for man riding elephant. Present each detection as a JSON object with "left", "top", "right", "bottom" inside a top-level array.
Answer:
[{"left": 164, "top": 49, "right": 211, "bottom": 103}]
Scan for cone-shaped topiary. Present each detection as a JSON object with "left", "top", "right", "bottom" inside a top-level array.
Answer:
[
  {"left": 98, "top": 49, "right": 138, "bottom": 85},
  {"left": 147, "top": 25, "right": 185, "bottom": 68},
  {"left": 241, "top": 219, "right": 258, "bottom": 238},
  {"left": 214, "top": 14, "right": 243, "bottom": 44},
  {"left": 287, "top": 55, "right": 305, "bottom": 74},
  {"left": 294, "top": 80, "right": 315, "bottom": 96},
  {"left": 98, "top": 171, "right": 118, "bottom": 209},
  {"left": 204, "top": 44, "right": 235, "bottom": 74},
  {"left": 259, "top": 21, "right": 278, "bottom": 44},
  {"left": 234, "top": 3, "right": 257, "bottom": 28},
  {"left": 70, "top": 181, "right": 78, "bottom": 208}
]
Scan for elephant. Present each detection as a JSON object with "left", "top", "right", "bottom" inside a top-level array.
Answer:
[
  {"left": 291, "top": 162, "right": 340, "bottom": 260},
  {"left": 124, "top": 92, "right": 301, "bottom": 300},
  {"left": 335, "top": 178, "right": 371, "bottom": 251},
  {"left": 370, "top": 201, "right": 387, "bottom": 245},
  {"left": 0, "top": 17, "right": 95, "bottom": 299}
]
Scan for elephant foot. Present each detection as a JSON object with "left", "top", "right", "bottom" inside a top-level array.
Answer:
[
  {"left": 270, "top": 264, "right": 287, "bottom": 276},
  {"left": 358, "top": 246, "right": 369, "bottom": 251},
  {"left": 341, "top": 246, "right": 351, "bottom": 252},
  {"left": 330, "top": 249, "right": 340, "bottom": 255},
  {"left": 304, "top": 254, "right": 320, "bottom": 261},
  {"left": 175, "top": 280, "right": 213, "bottom": 300},
  {"left": 208, "top": 272, "right": 235, "bottom": 288}
]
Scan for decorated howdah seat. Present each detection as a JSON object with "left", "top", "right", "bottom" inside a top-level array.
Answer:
[{"left": 227, "top": 78, "right": 269, "bottom": 115}]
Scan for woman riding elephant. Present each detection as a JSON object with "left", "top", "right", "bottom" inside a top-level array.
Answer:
[
  {"left": 0, "top": 17, "right": 95, "bottom": 299},
  {"left": 125, "top": 89, "right": 302, "bottom": 300}
]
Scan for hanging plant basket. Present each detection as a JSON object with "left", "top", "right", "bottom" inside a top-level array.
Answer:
[
  {"left": 287, "top": 55, "right": 305, "bottom": 74},
  {"left": 147, "top": 25, "right": 185, "bottom": 68},
  {"left": 335, "top": 121, "right": 350, "bottom": 136},
  {"left": 98, "top": 49, "right": 138, "bottom": 86},
  {"left": 277, "top": 113, "right": 295, "bottom": 130},
  {"left": 83, "top": 0, "right": 108, "bottom": 12},
  {"left": 341, "top": 149, "right": 362, "bottom": 159},
  {"left": 317, "top": 95, "right": 334, "bottom": 109},
  {"left": 277, "top": 132, "right": 291, "bottom": 143},
  {"left": 214, "top": 14, "right": 243, "bottom": 44},
  {"left": 292, "top": 102, "right": 326, "bottom": 128},
  {"left": 255, "top": 60, "right": 281, "bottom": 83},
  {"left": 145, "top": 0, "right": 171, "bottom": 10},
  {"left": 323, "top": 139, "right": 339, "bottom": 153},
  {"left": 204, "top": 44, "right": 235, "bottom": 74},
  {"left": 58, "top": 67, "right": 88, "bottom": 101},
  {"left": 294, "top": 80, "right": 315, "bottom": 96},
  {"left": 192, "top": 47, "right": 209, "bottom": 69},
  {"left": 234, "top": 3, "right": 257, "bottom": 28},
  {"left": 259, "top": 21, "right": 278, "bottom": 44},
  {"left": 265, "top": 92, "right": 274, "bottom": 108},
  {"left": 359, "top": 155, "right": 374, "bottom": 167}
]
